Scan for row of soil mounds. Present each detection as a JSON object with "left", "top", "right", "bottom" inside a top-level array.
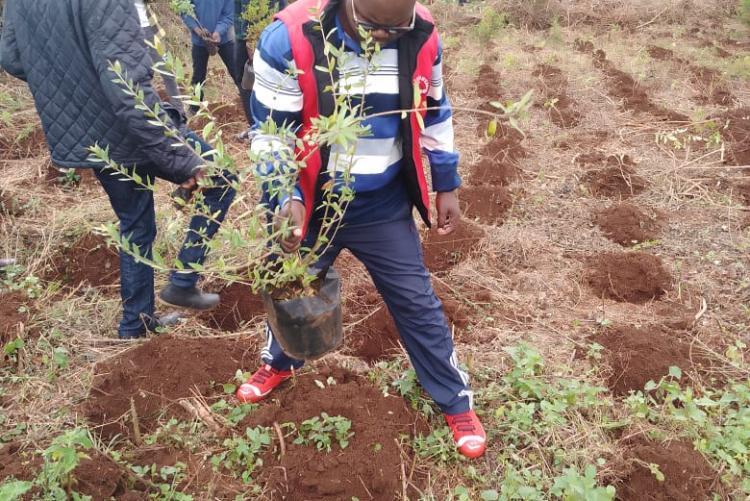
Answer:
[
  {"left": 82, "top": 335, "right": 423, "bottom": 500},
  {"left": 532, "top": 64, "right": 582, "bottom": 128},
  {"left": 646, "top": 45, "right": 734, "bottom": 105},
  {"left": 575, "top": 40, "right": 687, "bottom": 122}
]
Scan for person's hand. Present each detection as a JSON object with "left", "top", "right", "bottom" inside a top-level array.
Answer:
[
  {"left": 179, "top": 168, "right": 205, "bottom": 192},
  {"left": 211, "top": 31, "right": 221, "bottom": 44},
  {"left": 436, "top": 190, "right": 461, "bottom": 236},
  {"left": 275, "top": 200, "right": 306, "bottom": 253}
]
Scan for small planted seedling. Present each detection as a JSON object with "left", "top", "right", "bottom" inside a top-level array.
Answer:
[{"left": 293, "top": 413, "right": 354, "bottom": 453}]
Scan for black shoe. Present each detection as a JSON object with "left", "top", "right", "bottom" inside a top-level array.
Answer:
[
  {"left": 117, "top": 311, "right": 188, "bottom": 340},
  {"left": 159, "top": 284, "right": 220, "bottom": 311}
]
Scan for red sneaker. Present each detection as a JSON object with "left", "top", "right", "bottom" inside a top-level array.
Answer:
[
  {"left": 445, "top": 410, "right": 487, "bottom": 459},
  {"left": 236, "top": 364, "right": 293, "bottom": 403}
]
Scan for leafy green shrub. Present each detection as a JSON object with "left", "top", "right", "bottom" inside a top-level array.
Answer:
[{"left": 475, "top": 9, "right": 510, "bottom": 43}]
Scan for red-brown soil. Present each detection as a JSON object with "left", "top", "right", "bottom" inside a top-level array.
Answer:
[
  {"left": 44, "top": 165, "right": 98, "bottom": 189},
  {"left": 422, "top": 222, "right": 485, "bottom": 273},
  {"left": 583, "top": 165, "right": 648, "bottom": 199},
  {"left": 461, "top": 185, "right": 513, "bottom": 225},
  {"left": 0, "top": 126, "right": 47, "bottom": 160},
  {"left": 240, "top": 366, "right": 424, "bottom": 501},
  {"left": 582, "top": 46, "right": 688, "bottom": 121},
  {"left": 617, "top": 439, "right": 715, "bottom": 500},
  {"left": 468, "top": 126, "right": 526, "bottom": 187},
  {"left": 718, "top": 107, "right": 750, "bottom": 166},
  {"left": 647, "top": 45, "right": 734, "bottom": 105},
  {"left": 468, "top": 157, "right": 520, "bottom": 187},
  {"left": 532, "top": 64, "right": 582, "bottom": 128},
  {"left": 348, "top": 306, "right": 401, "bottom": 363},
  {"left": 0, "top": 189, "right": 25, "bottom": 218},
  {"left": 433, "top": 280, "right": 487, "bottom": 332},
  {"left": 84, "top": 335, "right": 254, "bottom": 439},
  {"left": 585, "top": 252, "right": 672, "bottom": 303},
  {"left": 595, "top": 325, "right": 694, "bottom": 395},
  {"left": 0, "top": 442, "right": 143, "bottom": 500},
  {"left": 200, "top": 282, "right": 266, "bottom": 331},
  {"left": 574, "top": 39, "right": 595, "bottom": 53},
  {"left": 594, "top": 203, "right": 663, "bottom": 246},
  {"left": 0, "top": 292, "right": 29, "bottom": 346},
  {"left": 475, "top": 63, "right": 503, "bottom": 102},
  {"left": 47, "top": 233, "right": 120, "bottom": 288},
  {"left": 575, "top": 152, "right": 635, "bottom": 168}
]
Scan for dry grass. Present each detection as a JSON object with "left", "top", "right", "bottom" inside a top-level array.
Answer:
[{"left": 1, "top": 1, "right": 749, "bottom": 499}]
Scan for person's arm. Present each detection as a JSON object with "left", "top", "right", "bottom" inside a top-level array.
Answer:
[
  {"left": 250, "top": 20, "right": 304, "bottom": 211},
  {"left": 0, "top": 3, "right": 26, "bottom": 81},
  {"left": 215, "top": 0, "right": 234, "bottom": 39},
  {"left": 421, "top": 37, "right": 460, "bottom": 193},
  {"left": 181, "top": 0, "right": 200, "bottom": 32},
  {"left": 83, "top": 0, "right": 203, "bottom": 183}
]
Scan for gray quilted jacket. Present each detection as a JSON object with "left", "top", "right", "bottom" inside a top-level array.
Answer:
[{"left": 0, "top": 0, "right": 201, "bottom": 182}]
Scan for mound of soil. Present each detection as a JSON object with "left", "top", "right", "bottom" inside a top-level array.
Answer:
[
  {"left": 585, "top": 252, "right": 671, "bottom": 303},
  {"left": 575, "top": 152, "right": 635, "bottom": 168},
  {"left": 618, "top": 439, "right": 715, "bottom": 500},
  {"left": 480, "top": 126, "right": 526, "bottom": 162},
  {"left": 0, "top": 126, "right": 47, "bottom": 160},
  {"left": 476, "top": 63, "right": 503, "bottom": 102},
  {"left": 240, "top": 366, "right": 424, "bottom": 501},
  {"left": 200, "top": 282, "right": 265, "bottom": 331},
  {"left": 433, "top": 280, "right": 483, "bottom": 331},
  {"left": 422, "top": 222, "right": 485, "bottom": 273},
  {"left": 44, "top": 165, "right": 98, "bottom": 189},
  {"left": 583, "top": 165, "right": 648, "bottom": 199},
  {"left": 47, "top": 234, "right": 119, "bottom": 288},
  {"left": 84, "top": 335, "right": 253, "bottom": 439},
  {"left": 0, "top": 189, "right": 25, "bottom": 218},
  {"left": 0, "top": 442, "right": 142, "bottom": 500},
  {"left": 574, "top": 39, "right": 595, "bottom": 53},
  {"left": 647, "top": 45, "right": 675, "bottom": 61},
  {"left": 532, "top": 64, "right": 582, "bottom": 128},
  {"left": 594, "top": 203, "right": 662, "bottom": 246},
  {"left": 468, "top": 158, "right": 520, "bottom": 187},
  {"left": 719, "top": 108, "right": 750, "bottom": 166},
  {"left": 596, "top": 325, "right": 693, "bottom": 395},
  {"left": 461, "top": 185, "right": 513, "bottom": 225},
  {"left": 348, "top": 306, "right": 401, "bottom": 363},
  {"left": 0, "top": 292, "right": 29, "bottom": 345}
]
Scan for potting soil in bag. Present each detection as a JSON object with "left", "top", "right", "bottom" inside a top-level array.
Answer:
[{"left": 262, "top": 267, "right": 343, "bottom": 360}]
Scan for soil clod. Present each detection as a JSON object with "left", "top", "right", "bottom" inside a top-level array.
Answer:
[
  {"left": 585, "top": 252, "right": 671, "bottom": 303},
  {"left": 594, "top": 203, "right": 663, "bottom": 246}
]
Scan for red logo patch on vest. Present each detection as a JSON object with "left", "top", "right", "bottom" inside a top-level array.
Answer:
[{"left": 415, "top": 75, "right": 430, "bottom": 96}]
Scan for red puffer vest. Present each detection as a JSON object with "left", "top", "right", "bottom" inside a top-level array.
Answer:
[{"left": 274, "top": 0, "right": 439, "bottom": 234}]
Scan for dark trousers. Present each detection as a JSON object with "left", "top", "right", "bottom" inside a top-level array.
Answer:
[
  {"left": 261, "top": 216, "right": 473, "bottom": 415},
  {"left": 234, "top": 38, "right": 253, "bottom": 125},
  {"left": 190, "top": 41, "right": 237, "bottom": 111},
  {"left": 95, "top": 134, "right": 235, "bottom": 337}
]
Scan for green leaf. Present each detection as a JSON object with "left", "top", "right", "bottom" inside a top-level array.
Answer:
[
  {"left": 0, "top": 480, "right": 33, "bottom": 500},
  {"left": 223, "top": 383, "right": 237, "bottom": 395},
  {"left": 480, "top": 489, "right": 500, "bottom": 500},
  {"left": 668, "top": 366, "right": 683, "bottom": 379}
]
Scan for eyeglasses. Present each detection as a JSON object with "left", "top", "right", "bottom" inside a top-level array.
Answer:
[{"left": 350, "top": 0, "right": 416, "bottom": 36}]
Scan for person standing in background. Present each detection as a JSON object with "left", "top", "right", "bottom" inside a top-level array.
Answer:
[
  {"left": 235, "top": 0, "right": 287, "bottom": 140},
  {"left": 180, "top": 0, "right": 238, "bottom": 113},
  {"left": 135, "top": 0, "right": 185, "bottom": 113}
]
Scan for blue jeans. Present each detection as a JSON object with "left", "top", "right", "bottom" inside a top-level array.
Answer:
[
  {"left": 94, "top": 134, "right": 235, "bottom": 337},
  {"left": 261, "top": 216, "right": 473, "bottom": 415}
]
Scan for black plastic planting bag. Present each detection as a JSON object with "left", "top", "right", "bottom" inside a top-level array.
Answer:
[{"left": 262, "top": 268, "right": 343, "bottom": 360}]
